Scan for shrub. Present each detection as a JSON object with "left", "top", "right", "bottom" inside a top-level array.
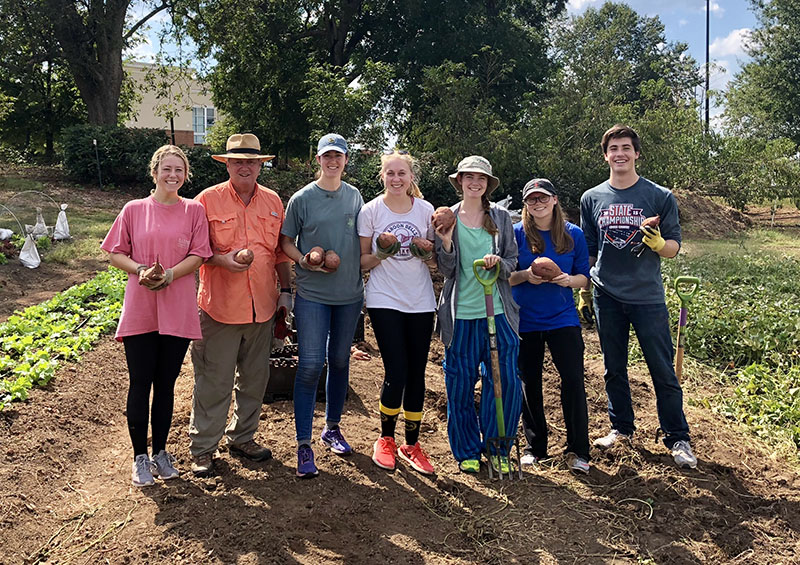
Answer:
[{"left": 62, "top": 125, "right": 167, "bottom": 186}]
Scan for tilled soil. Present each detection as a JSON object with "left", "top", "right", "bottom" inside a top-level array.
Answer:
[{"left": 1, "top": 318, "right": 799, "bottom": 564}]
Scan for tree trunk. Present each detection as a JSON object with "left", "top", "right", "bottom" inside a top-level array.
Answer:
[{"left": 45, "top": 0, "right": 129, "bottom": 125}]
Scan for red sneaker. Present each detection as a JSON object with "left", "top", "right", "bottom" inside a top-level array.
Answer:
[
  {"left": 398, "top": 442, "right": 435, "bottom": 475},
  {"left": 372, "top": 436, "right": 397, "bottom": 470}
]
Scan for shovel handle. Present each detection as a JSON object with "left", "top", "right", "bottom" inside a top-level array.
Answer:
[
  {"left": 473, "top": 259, "right": 500, "bottom": 294},
  {"left": 674, "top": 276, "right": 700, "bottom": 307}
]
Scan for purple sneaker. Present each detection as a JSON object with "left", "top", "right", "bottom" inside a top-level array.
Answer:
[
  {"left": 320, "top": 426, "right": 352, "bottom": 455},
  {"left": 296, "top": 446, "right": 319, "bottom": 478}
]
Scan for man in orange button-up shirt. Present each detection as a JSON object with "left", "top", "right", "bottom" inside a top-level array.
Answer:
[{"left": 189, "top": 133, "right": 292, "bottom": 477}]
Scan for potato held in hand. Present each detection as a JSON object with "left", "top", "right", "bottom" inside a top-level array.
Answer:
[
  {"left": 234, "top": 248, "right": 254, "bottom": 265},
  {"left": 377, "top": 232, "right": 398, "bottom": 249},
  {"left": 531, "top": 257, "right": 562, "bottom": 281},
  {"left": 410, "top": 237, "right": 433, "bottom": 253},
  {"left": 431, "top": 207, "right": 456, "bottom": 232},
  {"left": 139, "top": 257, "right": 165, "bottom": 285},
  {"left": 323, "top": 250, "right": 340, "bottom": 271},
  {"left": 306, "top": 246, "right": 324, "bottom": 266}
]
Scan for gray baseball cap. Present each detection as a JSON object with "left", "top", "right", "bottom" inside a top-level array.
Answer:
[{"left": 317, "top": 133, "right": 348, "bottom": 156}]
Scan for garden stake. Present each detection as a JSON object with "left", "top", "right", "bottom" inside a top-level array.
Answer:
[
  {"left": 674, "top": 276, "right": 700, "bottom": 382},
  {"left": 472, "top": 259, "right": 523, "bottom": 480}
]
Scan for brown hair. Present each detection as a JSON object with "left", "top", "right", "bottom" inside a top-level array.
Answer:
[
  {"left": 455, "top": 172, "right": 498, "bottom": 236},
  {"left": 149, "top": 145, "right": 191, "bottom": 184},
  {"left": 380, "top": 151, "right": 423, "bottom": 198},
  {"left": 601, "top": 124, "right": 641, "bottom": 154},
  {"left": 521, "top": 200, "right": 573, "bottom": 254}
]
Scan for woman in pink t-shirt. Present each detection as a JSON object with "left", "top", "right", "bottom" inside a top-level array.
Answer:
[{"left": 101, "top": 145, "right": 211, "bottom": 487}]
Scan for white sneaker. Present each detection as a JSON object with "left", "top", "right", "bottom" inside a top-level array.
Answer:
[
  {"left": 151, "top": 450, "right": 180, "bottom": 479},
  {"left": 671, "top": 440, "right": 697, "bottom": 469},
  {"left": 593, "top": 429, "right": 631, "bottom": 450},
  {"left": 131, "top": 454, "right": 155, "bottom": 487},
  {"left": 520, "top": 453, "right": 540, "bottom": 466},
  {"left": 566, "top": 453, "right": 590, "bottom": 474}
]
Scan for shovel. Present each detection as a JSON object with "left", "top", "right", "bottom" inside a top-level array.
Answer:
[
  {"left": 472, "top": 259, "right": 522, "bottom": 480},
  {"left": 674, "top": 276, "right": 700, "bottom": 382}
]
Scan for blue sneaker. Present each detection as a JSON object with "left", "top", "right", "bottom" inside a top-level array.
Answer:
[
  {"left": 296, "top": 446, "right": 319, "bottom": 478},
  {"left": 320, "top": 426, "right": 352, "bottom": 455}
]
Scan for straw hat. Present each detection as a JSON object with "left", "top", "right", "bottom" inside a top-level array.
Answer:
[{"left": 212, "top": 133, "right": 275, "bottom": 162}]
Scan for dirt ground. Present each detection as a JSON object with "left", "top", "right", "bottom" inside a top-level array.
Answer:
[{"left": 1, "top": 186, "right": 799, "bottom": 564}]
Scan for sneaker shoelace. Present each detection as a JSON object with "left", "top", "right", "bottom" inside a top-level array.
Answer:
[{"left": 136, "top": 456, "right": 153, "bottom": 477}]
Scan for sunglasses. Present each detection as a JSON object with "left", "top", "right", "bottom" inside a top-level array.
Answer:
[
  {"left": 524, "top": 194, "right": 553, "bottom": 205},
  {"left": 383, "top": 149, "right": 410, "bottom": 155}
]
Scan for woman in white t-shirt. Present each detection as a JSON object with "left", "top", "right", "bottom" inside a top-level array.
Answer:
[{"left": 358, "top": 150, "right": 437, "bottom": 475}]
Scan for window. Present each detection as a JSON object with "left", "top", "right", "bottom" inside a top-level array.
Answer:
[{"left": 193, "top": 106, "right": 215, "bottom": 144}]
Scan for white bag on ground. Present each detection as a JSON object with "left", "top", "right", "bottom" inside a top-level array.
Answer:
[
  {"left": 0, "top": 228, "right": 12, "bottom": 240},
  {"left": 20, "top": 234, "right": 41, "bottom": 269},
  {"left": 31, "top": 207, "right": 48, "bottom": 238},
  {"left": 53, "top": 204, "right": 70, "bottom": 240}
]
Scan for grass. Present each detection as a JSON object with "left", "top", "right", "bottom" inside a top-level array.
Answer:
[
  {"left": 683, "top": 229, "right": 800, "bottom": 258},
  {"left": 0, "top": 173, "right": 124, "bottom": 265}
]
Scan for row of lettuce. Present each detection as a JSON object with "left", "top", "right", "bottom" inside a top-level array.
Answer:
[
  {"left": 0, "top": 268, "right": 125, "bottom": 410},
  {"left": 1, "top": 256, "right": 798, "bottom": 452}
]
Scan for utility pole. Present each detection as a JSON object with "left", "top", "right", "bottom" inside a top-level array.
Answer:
[{"left": 705, "top": 0, "right": 710, "bottom": 136}]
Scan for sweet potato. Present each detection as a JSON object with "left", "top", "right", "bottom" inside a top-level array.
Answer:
[
  {"left": 410, "top": 237, "right": 433, "bottom": 252},
  {"left": 530, "top": 256, "right": 562, "bottom": 280},
  {"left": 641, "top": 215, "right": 660, "bottom": 229},
  {"left": 234, "top": 248, "right": 254, "bottom": 265},
  {"left": 324, "top": 250, "right": 340, "bottom": 271},
  {"left": 431, "top": 207, "right": 456, "bottom": 231},
  {"left": 306, "top": 246, "right": 324, "bottom": 266},
  {"left": 139, "top": 257, "right": 165, "bottom": 284},
  {"left": 377, "top": 232, "right": 398, "bottom": 249}
]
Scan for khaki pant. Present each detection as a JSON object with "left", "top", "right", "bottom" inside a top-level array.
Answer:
[{"left": 189, "top": 310, "right": 274, "bottom": 457}]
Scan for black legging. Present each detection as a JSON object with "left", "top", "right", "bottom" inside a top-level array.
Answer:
[
  {"left": 519, "top": 326, "right": 590, "bottom": 460},
  {"left": 122, "top": 332, "right": 190, "bottom": 457},
  {"left": 369, "top": 308, "right": 434, "bottom": 416}
]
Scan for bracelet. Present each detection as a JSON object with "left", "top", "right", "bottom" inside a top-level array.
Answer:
[{"left": 280, "top": 287, "right": 292, "bottom": 294}]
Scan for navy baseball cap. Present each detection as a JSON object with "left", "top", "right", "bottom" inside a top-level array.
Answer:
[{"left": 522, "top": 178, "right": 557, "bottom": 200}]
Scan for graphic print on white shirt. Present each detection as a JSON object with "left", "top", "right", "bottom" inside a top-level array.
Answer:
[
  {"left": 597, "top": 203, "right": 647, "bottom": 250},
  {"left": 382, "top": 220, "right": 422, "bottom": 261}
]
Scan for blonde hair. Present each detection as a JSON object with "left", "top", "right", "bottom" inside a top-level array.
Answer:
[
  {"left": 380, "top": 151, "right": 423, "bottom": 198},
  {"left": 149, "top": 145, "right": 191, "bottom": 184},
  {"left": 521, "top": 200, "right": 573, "bottom": 254}
]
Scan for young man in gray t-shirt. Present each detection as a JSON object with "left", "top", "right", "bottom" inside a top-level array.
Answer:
[{"left": 580, "top": 124, "right": 696, "bottom": 470}]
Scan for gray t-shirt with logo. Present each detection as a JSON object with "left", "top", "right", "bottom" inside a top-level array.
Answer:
[
  {"left": 282, "top": 181, "right": 364, "bottom": 305},
  {"left": 580, "top": 177, "right": 681, "bottom": 305}
]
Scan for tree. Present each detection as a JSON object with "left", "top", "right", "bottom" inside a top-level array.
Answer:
[
  {"left": 0, "top": 0, "right": 84, "bottom": 159},
  {"left": 41, "top": 0, "right": 170, "bottom": 125},
  {"left": 515, "top": 2, "right": 703, "bottom": 205},
  {"left": 724, "top": 0, "right": 800, "bottom": 146}
]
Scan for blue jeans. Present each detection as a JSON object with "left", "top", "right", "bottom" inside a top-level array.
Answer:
[
  {"left": 293, "top": 295, "right": 363, "bottom": 443},
  {"left": 594, "top": 290, "right": 690, "bottom": 448}
]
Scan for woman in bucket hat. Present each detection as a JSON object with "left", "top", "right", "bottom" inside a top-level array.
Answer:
[
  {"left": 434, "top": 155, "right": 522, "bottom": 474},
  {"left": 358, "top": 150, "right": 437, "bottom": 475},
  {"left": 509, "top": 178, "right": 591, "bottom": 474},
  {"left": 279, "top": 133, "right": 364, "bottom": 478}
]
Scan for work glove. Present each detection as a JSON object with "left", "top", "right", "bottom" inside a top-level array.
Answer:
[
  {"left": 277, "top": 290, "right": 293, "bottom": 314},
  {"left": 577, "top": 286, "right": 594, "bottom": 327},
  {"left": 409, "top": 240, "right": 433, "bottom": 261},
  {"left": 375, "top": 239, "right": 401, "bottom": 260},
  {"left": 641, "top": 225, "right": 666, "bottom": 253}
]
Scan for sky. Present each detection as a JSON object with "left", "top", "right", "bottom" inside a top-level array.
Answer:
[
  {"left": 127, "top": 0, "right": 758, "bottom": 119},
  {"left": 566, "top": 0, "right": 757, "bottom": 118}
]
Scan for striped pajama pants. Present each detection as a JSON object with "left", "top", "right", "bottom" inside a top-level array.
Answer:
[{"left": 443, "top": 314, "right": 523, "bottom": 461}]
